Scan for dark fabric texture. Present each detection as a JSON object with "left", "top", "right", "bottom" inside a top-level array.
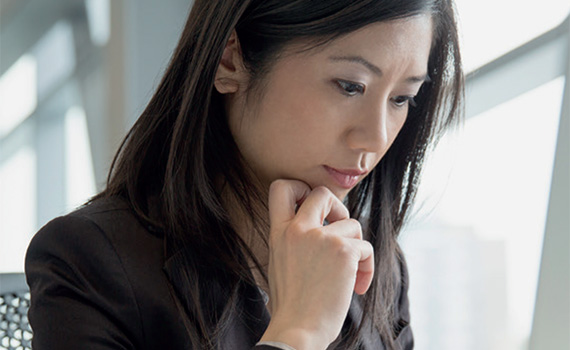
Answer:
[{"left": 25, "top": 196, "right": 413, "bottom": 349}]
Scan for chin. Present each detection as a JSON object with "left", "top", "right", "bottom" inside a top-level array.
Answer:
[{"left": 335, "top": 189, "right": 351, "bottom": 201}]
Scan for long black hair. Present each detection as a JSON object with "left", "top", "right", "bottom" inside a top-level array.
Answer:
[{"left": 95, "top": 0, "right": 463, "bottom": 348}]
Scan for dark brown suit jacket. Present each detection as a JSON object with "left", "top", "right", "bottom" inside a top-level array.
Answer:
[{"left": 25, "top": 196, "right": 413, "bottom": 349}]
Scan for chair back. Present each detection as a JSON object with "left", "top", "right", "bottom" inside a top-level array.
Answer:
[{"left": 0, "top": 273, "right": 31, "bottom": 350}]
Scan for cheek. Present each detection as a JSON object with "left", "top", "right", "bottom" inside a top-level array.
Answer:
[
  {"left": 364, "top": 110, "right": 408, "bottom": 169},
  {"left": 258, "top": 79, "right": 340, "bottom": 148},
  {"left": 391, "top": 115, "right": 408, "bottom": 143},
  {"left": 381, "top": 114, "right": 408, "bottom": 160},
  {"left": 231, "top": 61, "right": 351, "bottom": 185}
]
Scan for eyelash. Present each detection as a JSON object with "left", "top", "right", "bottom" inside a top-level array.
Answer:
[
  {"left": 335, "top": 79, "right": 417, "bottom": 108},
  {"left": 335, "top": 80, "right": 365, "bottom": 96},
  {"left": 391, "top": 95, "right": 417, "bottom": 108}
]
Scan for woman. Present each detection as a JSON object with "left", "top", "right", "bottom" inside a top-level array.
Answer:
[{"left": 25, "top": 0, "right": 463, "bottom": 349}]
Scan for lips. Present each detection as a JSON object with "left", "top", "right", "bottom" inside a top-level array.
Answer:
[{"left": 323, "top": 165, "right": 368, "bottom": 189}]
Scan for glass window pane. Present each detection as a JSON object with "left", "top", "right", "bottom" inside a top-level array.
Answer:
[
  {"left": 456, "top": 0, "right": 570, "bottom": 72},
  {"left": 65, "top": 106, "right": 96, "bottom": 211},
  {"left": 401, "top": 76, "right": 565, "bottom": 350},
  {"left": 0, "top": 55, "right": 37, "bottom": 137},
  {"left": 0, "top": 144, "right": 36, "bottom": 273}
]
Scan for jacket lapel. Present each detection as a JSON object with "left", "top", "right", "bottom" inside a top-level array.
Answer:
[
  {"left": 164, "top": 249, "right": 384, "bottom": 350},
  {"left": 345, "top": 295, "right": 385, "bottom": 350},
  {"left": 163, "top": 244, "right": 271, "bottom": 349}
]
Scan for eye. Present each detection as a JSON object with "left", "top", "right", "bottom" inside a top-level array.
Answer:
[
  {"left": 335, "top": 80, "right": 365, "bottom": 96},
  {"left": 391, "top": 95, "right": 417, "bottom": 108}
]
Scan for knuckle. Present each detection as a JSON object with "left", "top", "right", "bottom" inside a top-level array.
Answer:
[
  {"left": 360, "top": 240, "right": 373, "bottom": 256},
  {"left": 269, "top": 179, "right": 287, "bottom": 194},
  {"left": 306, "top": 227, "right": 325, "bottom": 240},
  {"left": 348, "top": 218, "right": 363, "bottom": 237},
  {"left": 338, "top": 245, "right": 356, "bottom": 262},
  {"left": 328, "top": 235, "right": 352, "bottom": 257},
  {"left": 286, "top": 220, "right": 305, "bottom": 236},
  {"left": 329, "top": 235, "right": 345, "bottom": 249},
  {"left": 312, "top": 186, "right": 331, "bottom": 197},
  {"left": 348, "top": 218, "right": 361, "bottom": 228}
]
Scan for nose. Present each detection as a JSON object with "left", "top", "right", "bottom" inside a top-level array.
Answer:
[{"left": 345, "top": 101, "right": 391, "bottom": 153}]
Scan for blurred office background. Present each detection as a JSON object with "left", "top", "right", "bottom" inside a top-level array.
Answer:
[{"left": 0, "top": 1, "right": 568, "bottom": 349}]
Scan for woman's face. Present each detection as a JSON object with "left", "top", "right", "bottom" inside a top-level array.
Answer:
[{"left": 227, "top": 15, "right": 433, "bottom": 200}]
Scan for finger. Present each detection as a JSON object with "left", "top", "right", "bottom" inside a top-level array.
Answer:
[
  {"left": 348, "top": 239, "right": 375, "bottom": 295},
  {"left": 268, "top": 179, "right": 312, "bottom": 227},
  {"left": 321, "top": 218, "right": 363, "bottom": 240},
  {"left": 295, "top": 186, "right": 349, "bottom": 226}
]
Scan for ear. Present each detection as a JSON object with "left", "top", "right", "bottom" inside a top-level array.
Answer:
[{"left": 214, "top": 31, "right": 247, "bottom": 94}]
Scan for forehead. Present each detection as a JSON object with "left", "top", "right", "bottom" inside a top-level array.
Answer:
[{"left": 279, "top": 15, "right": 433, "bottom": 70}]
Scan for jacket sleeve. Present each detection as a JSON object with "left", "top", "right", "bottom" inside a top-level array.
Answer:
[{"left": 25, "top": 215, "right": 143, "bottom": 350}]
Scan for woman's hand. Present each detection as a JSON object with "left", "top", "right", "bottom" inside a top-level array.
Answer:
[{"left": 259, "top": 179, "right": 374, "bottom": 350}]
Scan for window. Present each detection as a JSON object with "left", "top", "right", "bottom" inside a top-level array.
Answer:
[
  {"left": 401, "top": 2, "right": 570, "bottom": 348},
  {"left": 0, "top": 3, "right": 98, "bottom": 272}
]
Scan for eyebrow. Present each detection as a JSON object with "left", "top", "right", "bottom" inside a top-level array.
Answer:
[{"left": 328, "top": 55, "right": 430, "bottom": 83}]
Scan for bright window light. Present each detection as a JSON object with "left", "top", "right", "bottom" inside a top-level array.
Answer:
[
  {"left": 0, "top": 55, "right": 38, "bottom": 138},
  {"left": 85, "top": 0, "right": 111, "bottom": 46},
  {"left": 65, "top": 106, "right": 96, "bottom": 211},
  {"left": 34, "top": 21, "right": 76, "bottom": 100},
  {"left": 0, "top": 145, "right": 36, "bottom": 273},
  {"left": 402, "top": 76, "right": 564, "bottom": 350},
  {"left": 455, "top": 0, "right": 570, "bottom": 72}
]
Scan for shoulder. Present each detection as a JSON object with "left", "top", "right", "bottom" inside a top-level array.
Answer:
[
  {"left": 24, "top": 197, "right": 147, "bottom": 348},
  {"left": 26, "top": 195, "right": 168, "bottom": 305},
  {"left": 28, "top": 196, "right": 133, "bottom": 245},
  {"left": 25, "top": 196, "right": 188, "bottom": 349},
  {"left": 27, "top": 196, "right": 162, "bottom": 272}
]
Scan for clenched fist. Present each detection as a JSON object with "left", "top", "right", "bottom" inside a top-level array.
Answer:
[{"left": 259, "top": 179, "right": 374, "bottom": 350}]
